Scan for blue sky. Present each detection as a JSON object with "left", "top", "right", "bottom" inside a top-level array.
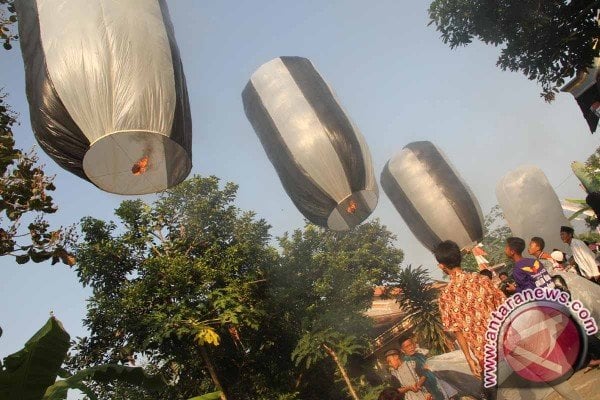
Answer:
[{"left": 2, "top": 0, "right": 600, "bottom": 388}]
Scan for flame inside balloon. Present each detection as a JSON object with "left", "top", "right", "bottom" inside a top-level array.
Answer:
[
  {"left": 347, "top": 200, "right": 358, "bottom": 214},
  {"left": 132, "top": 156, "right": 149, "bottom": 175}
]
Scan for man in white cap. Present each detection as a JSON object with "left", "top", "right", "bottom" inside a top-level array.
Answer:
[
  {"left": 385, "top": 349, "right": 433, "bottom": 400},
  {"left": 560, "top": 226, "right": 600, "bottom": 283}
]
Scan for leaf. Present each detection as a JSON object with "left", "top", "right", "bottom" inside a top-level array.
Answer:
[
  {"left": 195, "top": 327, "right": 220, "bottom": 347},
  {"left": 42, "top": 364, "right": 166, "bottom": 400},
  {"left": 187, "top": 392, "right": 223, "bottom": 400},
  {"left": 572, "top": 162, "right": 600, "bottom": 193},
  {"left": 565, "top": 198, "right": 588, "bottom": 205},
  {"left": 568, "top": 206, "right": 591, "bottom": 221},
  {"left": 15, "top": 254, "right": 30, "bottom": 265},
  {"left": 0, "top": 317, "right": 70, "bottom": 400}
]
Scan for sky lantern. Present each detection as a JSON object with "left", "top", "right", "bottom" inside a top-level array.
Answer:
[
  {"left": 381, "top": 141, "right": 484, "bottom": 252},
  {"left": 496, "top": 165, "right": 570, "bottom": 253},
  {"left": 242, "top": 56, "right": 378, "bottom": 231},
  {"left": 16, "top": 0, "right": 192, "bottom": 195}
]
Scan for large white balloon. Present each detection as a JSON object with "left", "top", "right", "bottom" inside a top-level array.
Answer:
[
  {"left": 242, "top": 56, "right": 378, "bottom": 231},
  {"left": 496, "top": 165, "right": 570, "bottom": 253},
  {"left": 16, "top": 0, "right": 192, "bottom": 194},
  {"left": 381, "top": 141, "right": 484, "bottom": 251}
]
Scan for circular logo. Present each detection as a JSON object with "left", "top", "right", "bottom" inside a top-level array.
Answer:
[{"left": 501, "top": 302, "right": 585, "bottom": 384}]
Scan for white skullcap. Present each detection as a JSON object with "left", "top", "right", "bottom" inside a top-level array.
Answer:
[{"left": 550, "top": 251, "right": 564, "bottom": 262}]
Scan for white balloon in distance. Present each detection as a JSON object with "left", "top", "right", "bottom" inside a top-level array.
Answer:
[
  {"left": 16, "top": 0, "right": 192, "bottom": 195},
  {"left": 496, "top": 165, "right": 570, "bottom": 253},
  {"left": 381, "top": 141, "right": 484, "bottom": 252},
  {"left": 242, "top": 56, "right": 378, "bottom": 231}
]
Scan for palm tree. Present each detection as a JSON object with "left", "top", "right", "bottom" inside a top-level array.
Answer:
[{"left": 394, "top": 265, "right": 452, "bottom": 355}]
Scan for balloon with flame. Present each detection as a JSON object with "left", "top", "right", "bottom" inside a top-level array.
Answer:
[
  {"left": 242, "top": 56, "right": 378, "bottom": 230},
  {"left": 16, "top": 0, "right": 192, "bottom": 195},
  {"left": 381, "top": 141, "right": 484, "bottom": 252}
]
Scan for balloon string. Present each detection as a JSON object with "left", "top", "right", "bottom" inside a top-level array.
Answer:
[{"left": 555, "top": 173, "right": 574, "bottom": 190}]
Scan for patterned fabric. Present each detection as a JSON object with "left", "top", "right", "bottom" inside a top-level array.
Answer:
[{"left": 438, "top": 270, "right": 506, "bottom": 363}]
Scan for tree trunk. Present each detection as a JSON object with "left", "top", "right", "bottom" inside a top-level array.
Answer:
[
  {"left": 200, "top": 346, "right": 228, "bottom": 400},
  {"left": 322, "top": 343, "right": 360, "bottom": 400}
]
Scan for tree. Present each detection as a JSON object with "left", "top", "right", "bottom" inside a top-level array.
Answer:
[
  {"left": 70, "top": 191, "right": 406, "bottom": 400},
  {"left": 291, "top": 329, "right": 363, "bottom": 400},
  {"left": 571, "top": 149, "right": 600, "bottom": 229},
  {"left": 428, "top": 0, "right": 600, "bottom": 101},
  {"left": 263, "top": 221, "right": 405, "bottom": 400},
  {"left": 1, "top": 1, "right": 73, "bottom": 267},
  {"left": 69, "top": 176, "right": 276, "bottom": 400},
  {"left": 0, "top": 0, "right": 17, "bottom": 51},
  {"left": 394, "top": 265, "right": 451, "bottom": 355},
  {"left": 0, "top": 91, "right": 74, "bottom": 266}
]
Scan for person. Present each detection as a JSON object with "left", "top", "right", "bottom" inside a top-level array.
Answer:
[
  {"left": 378, "top": 387, "right": 406, "bottom": 400},
  {"left": 528, "top": 237, "right": 556, "bottom": 270},
  {"left": 530, "top": 237, "right": 600, "bottom": 375},
  {"left": 497, "top": 271, "right": 516, "bottom": 296},
  {"left": 434, "top": 240, "right": 505, "bottom": 380},
  {"left": 400, "top": 338, "right": 456, "bottom": 400},
  {"left": 479, "top": 269, "right": 493, "bottom": 280},
  {"left": 529, "top": 237, "right": 573, "bottom": 288},
  {"left": 550, "top": 250, "right": 577, "bottom": 273},
  {"left": 560, "top": 226, "right": 600, "bottom": 282},
  {"left": 385, "top": 349, "right": 433, "bottom": 400},
  {"left": 505, "top": 237, "right": 553, "bottom": 292}
]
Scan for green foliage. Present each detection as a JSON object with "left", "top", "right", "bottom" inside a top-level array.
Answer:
[
  {"left": 275, "top": 221, "right": 404, "bottom": 335},
  {"left": 0, "top": 5, "right": 65, "bottom": 266},
  {"left": 576, "top": 230, "right": 600, "bottom": 243},
  {"left": 428, "top": 0, "right": 600, "bottom": 101},
  {"left": 70, "top": 189, "right": 405, "bottom": 399},
  {"left": 577, "top": 147, "right": 600, "bottom": 228},
  {"left": 585, "top": 146, "right": 600, "bottom": 174},
  {"left": 0, "top": 0, "right": 17, "bottom": 50},
  {"left": 270, "top": 221, "right": 404, "bottom": 399},
  {"left": 70, "top": 176, "right": 275, "bottom": 399},
  {"left": 43, "top": 364, "right": 166, "bottom": 400},
  {"left": 0, "top": 317, "right": 70, "bottom": 400},
  {"left": 291, "top": 329, "right": 363, "bottom": 370},
  {"left": 357, "top": 384, "right": 386, "bottom": 400},
  {"left": 394, "top": 265, "right": 450, "bottom": 355},
  {"left": 0, "top": 317, "right": 163, "bottom": 400},
  {"left": 462, "top": 205, "right": 512, "bottom": 272},
  {"left": 187, "top": 393, "right": 222, "bottom": 400},
  {"left": 572, "top": 161, "right": 600, "bottom": 193},
  {"left": 1, "top": 91, "right": 73, "bottom": 265}
]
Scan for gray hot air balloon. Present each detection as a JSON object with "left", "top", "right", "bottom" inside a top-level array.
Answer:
[
  {"left": 16, "top": 0, "right": 191, "bottom": 195},
  {"left": 381, "top": 141, "right": 484, "bottom": 251},
  {"left": 496, "top": 165, "right": 570, "bottom": 253},
  {"left": 242, "top": 56, "right": 378, "bottom": 231}
]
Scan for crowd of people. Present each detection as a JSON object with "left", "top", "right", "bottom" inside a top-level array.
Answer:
[{"left": 378, "top": 226, "right": 600, "bottom": 400}]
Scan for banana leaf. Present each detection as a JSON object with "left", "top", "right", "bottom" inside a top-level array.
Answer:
[
  {"left": 0, "top": 317, "right": 70, "bottom": 400},
  {"left": 572, "top": 161, "right": 600, "bottom": 193},
  {"left": 568, "top": 206, "right": 591, "bottom": 221},
  {"left": 565, "top": 198, "right": 588, "bottom": 205},
  {"left": 43, "top": 364, "right": 167, "bottom": 400}
]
